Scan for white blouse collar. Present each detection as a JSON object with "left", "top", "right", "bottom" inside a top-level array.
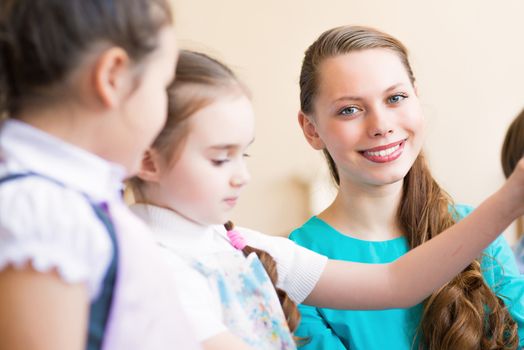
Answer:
[{"left": 130, "top": 203, "right": 225, "bottom": 252}]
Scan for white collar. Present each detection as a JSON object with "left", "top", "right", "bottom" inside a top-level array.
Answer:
[
  {"left": 0, "top": 119, "right": 125, "bottom": 201},
  {"left": 130, "top": 203, "right": 229, "bottom": 252}
]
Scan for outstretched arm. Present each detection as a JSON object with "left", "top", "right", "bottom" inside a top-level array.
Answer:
[{"left": 305, "top": 159, "right": 524, "bottom": 310}]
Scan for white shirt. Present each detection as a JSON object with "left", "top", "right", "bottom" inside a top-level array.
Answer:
[
  {"left": 0, "top": 119, "right": 122, "bottom": 298},
  {"left": 131, "top": 203, "right": 328, "bottom": 342},
  {"left": 0, "top": 119, "right": 201, "bottom": 350}
]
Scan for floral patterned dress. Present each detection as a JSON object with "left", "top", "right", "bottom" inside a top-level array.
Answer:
[{"left": 192, "top": 250, "right": 296, "bottom": 349}]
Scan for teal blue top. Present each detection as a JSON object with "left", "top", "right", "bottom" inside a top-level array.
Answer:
[{"left": 289, "top": 205, "right": 524, "bottom": 349}]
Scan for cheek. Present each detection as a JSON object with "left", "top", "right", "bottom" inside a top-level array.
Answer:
[
  {"left": 404, "top": 102, "right": 424, "bottom": 131},
  {"left": 322, "top": 122, "right": 362, "bottom": 152},
  {"left": 166, "top": 161, "right": 216, "bottom": 204},
  {"left": 410, "top": 116, "right": 425, "bottom": 148},
  {"left": 181, "top": 184, "right": 207, "bottom": 205},
  {"left": 418, "top": 108, "right": 426, "bottom": 135},
  {"left": 125, "top": 86, "right": 163, "bottom": 144},
  {"left": 402, "top": 107, "right": 425, "bottom": 153},
  {"left": 147, "top": 83, "right": 168, "bottom": 133}
]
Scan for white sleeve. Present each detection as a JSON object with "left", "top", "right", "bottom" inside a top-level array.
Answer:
[
  {"left": 239, "top": 227, "right": 328, "bottom": 304},
  {"left": 158, "top": 247, "right": 227, "bottom": 342},
  {"left": 0, "top": 177, "right": 112, "bottom": 300}
]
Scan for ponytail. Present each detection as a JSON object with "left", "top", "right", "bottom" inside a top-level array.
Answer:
[{"left": 401, "top": 154, "right": 519, "bottom": 350}]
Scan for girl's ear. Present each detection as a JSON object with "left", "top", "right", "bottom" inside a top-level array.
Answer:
[
  {"left": 137, "top": 149, "right": 162, "bottom": 183},
  {"left": 298, "top": 111, "right": 325, "bottom": 150},
  {"left": 93, "top": 47, "right": 131, "bottom": 108}
]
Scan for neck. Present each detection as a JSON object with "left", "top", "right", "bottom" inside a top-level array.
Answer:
[
  {"left": 15, "top": 101, "right": 131, "bottom": 173},
  {"left": 17, "top": 103, "right": 106, "bottom": 155},
  {"left": 319, "top": 179, "right": 404, "bottom": 241}
]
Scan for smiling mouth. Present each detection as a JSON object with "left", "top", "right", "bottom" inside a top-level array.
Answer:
[{"left": 360, "top": 139, "right": 407, "bottom": 163}]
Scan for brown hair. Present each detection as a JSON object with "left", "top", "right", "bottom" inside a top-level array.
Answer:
[
  {"left": 501, "top": 108, "right": 524, "bottom": 239},
  {"left": 299, "top": 25, "right": 518, "bottom": 350},
  {"left": 129, "top": 50, "right": 301, "bottom": 335},
  {"left": 502, "top": 108, "right": 524, "bottom": 178},
  {"left": 0, "top": 0, "right": 172, "bottom": 117}
]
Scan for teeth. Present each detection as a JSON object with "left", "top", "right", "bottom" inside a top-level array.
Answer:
[{"left": 367, "top": 144, "right": 400, "bottom": 157}]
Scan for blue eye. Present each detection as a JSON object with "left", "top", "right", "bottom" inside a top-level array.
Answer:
[
  {"left": 339, "top": 106, "right": 361, "bottom": 116},
  {"left": 387, "top": 94, "right": 407, "bottom": 104}
]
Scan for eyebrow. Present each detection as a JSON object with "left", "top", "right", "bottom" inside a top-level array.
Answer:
[
  {"left": 384, "top": 83, "right": 405, "bottom": 92},
  {"left": 332, "top": 83, "right": 407, "bottom": 103},
  {"left": 208, "top": 138, "right": 255, "bottom": 150}
]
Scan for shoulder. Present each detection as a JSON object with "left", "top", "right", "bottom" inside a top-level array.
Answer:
[
  {"left": 450, "top": 203, "right": 475, "bottom": 221},
  {"left": 289, "top": 217, "right": 325, "bottom": 242},
  {"left": 236, "top": 226, "right": 326, "bottom": 265},
  {"left": 237, "top": 226, "right": 301, "bottom": 255},
  {"left": 482, "top": 233, "right": 514, "bottom": 259},
  {"left": 236, "top": 225, "right": 328, "bottom": 303},
  {"left": 0, "top": 175, "right": 113, "bottom": 299},
  {"left": 0, "top": 174, "right": 108, "bottom": 244}
]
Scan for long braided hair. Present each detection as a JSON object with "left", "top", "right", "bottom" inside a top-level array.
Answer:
[{"left": 224, "top": 221, "right": 301, "bottom": 332}]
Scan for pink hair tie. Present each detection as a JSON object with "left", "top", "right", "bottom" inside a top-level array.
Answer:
[{"left": 225, "top": 221, "right": 246, "bottom": 250}]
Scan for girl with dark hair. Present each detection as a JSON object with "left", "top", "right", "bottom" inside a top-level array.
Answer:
[{"left": 0, "top": 1, "right": 200, "bottom": 349}]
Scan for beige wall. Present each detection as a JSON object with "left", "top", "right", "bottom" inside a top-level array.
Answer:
[{"left": 171, "top": 0, "right": 524, "bottom": 239}]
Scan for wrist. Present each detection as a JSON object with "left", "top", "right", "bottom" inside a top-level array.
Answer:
[{"left": 491, "top": 184, "right": 523, "bottom": 224}]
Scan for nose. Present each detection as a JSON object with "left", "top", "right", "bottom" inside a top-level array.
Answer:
[
  {"left": 230, "top": 160, "right": 251, "bottom": 188},
  {"left": 367, "top": 106, "right": 394, "bottom": 137}
]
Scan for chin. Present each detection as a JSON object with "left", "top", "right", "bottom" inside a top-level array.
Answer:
[
  {"left": 369, "top": 172, "right": 406, "bottom": 186},
  {"left": 381, "top": 165, "right": 412, "bottom": 184},
  {"left": 383, "top": 177, "right": 404, "bottom": 186}
]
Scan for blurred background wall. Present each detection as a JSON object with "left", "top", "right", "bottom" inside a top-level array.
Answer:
[{"left": 171, "top": 0, "right": 524, "bottom": 241}]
